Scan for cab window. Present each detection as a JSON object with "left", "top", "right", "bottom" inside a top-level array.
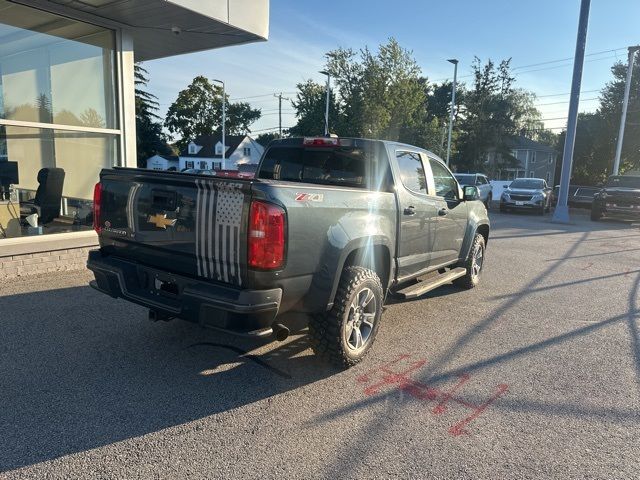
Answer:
[
  {"left": 429, "top": 158, "right": 458, "bottom": 199},
  {"left": 396, "top": 151, "right": 427, "bottom": 194}
]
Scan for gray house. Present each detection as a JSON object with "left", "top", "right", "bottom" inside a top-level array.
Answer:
[{"left": 485, "top": 136, "right": 558, "bottom": 184}]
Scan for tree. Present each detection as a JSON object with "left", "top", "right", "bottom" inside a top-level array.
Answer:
[
  {"left": 164, "top": 75, "right": 261, "bottom": 150},
  {"left": 255, "top": 131, "right": 280, "bottom": 146},
  {"left": 290, "top": 38, "right": 429, "bottom": 145},
  {"left": 454, "top": 57, "right": 542, "bottom": 173},
  {"left": 135, "top": 64, "right": 170, "bottom": 166},
  {"left": 288, "top": 80, "right": 341, "bottom": 136},
  {"left": 556, "top": 53, "right": 640, "bottom": 184}
]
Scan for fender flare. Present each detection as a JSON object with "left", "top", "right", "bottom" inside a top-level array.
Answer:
[{"left": 326, "top": 235, "right": 394, "bottom": 308}]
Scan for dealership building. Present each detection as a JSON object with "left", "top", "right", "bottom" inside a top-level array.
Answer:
[{"left": 0, "top": 0, "right": 269, "bottom": 277}]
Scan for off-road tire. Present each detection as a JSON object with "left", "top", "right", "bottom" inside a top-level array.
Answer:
[
  {"left": 308, "top": 266, "right": 384, "bottom": 369},
  {"left": 484, "top": 194, "right": 492, "bottom": 209},
  {"left": 453, "top": 233, "right": 485, "bottom": 290},
  {"left": 591, "top": 206, "right": 602, "bottom": 221}
]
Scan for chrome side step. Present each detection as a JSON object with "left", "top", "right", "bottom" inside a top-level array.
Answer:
[{"left": 395, "top": 267, "right": 466, "bottom": 299}]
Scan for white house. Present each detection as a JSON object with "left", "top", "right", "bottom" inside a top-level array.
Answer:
[
  {"left": 146, "top": 155, "right": 179, "bottom": 171},
  {"left": 179, "top": 135, "right": 264, "bottom": 171}
]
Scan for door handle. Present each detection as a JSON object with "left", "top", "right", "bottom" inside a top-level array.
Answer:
[
  {"left": 438, "top": 207, "right": 448, "bottom": 216},
  {"left": 404, "top": 206, "right": 416, "bottom": 216}
]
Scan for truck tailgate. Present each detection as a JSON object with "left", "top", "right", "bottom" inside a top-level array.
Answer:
[{"left": 97, "top": 169, "right": 250, "bottom": 286}]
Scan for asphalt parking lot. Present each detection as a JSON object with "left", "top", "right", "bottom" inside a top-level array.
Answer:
[{"left": 2, "top": 211, "right": 640, "bottom": 479}]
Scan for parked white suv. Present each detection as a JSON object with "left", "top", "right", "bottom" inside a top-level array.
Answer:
[{"left": 454, "top": 173, "right": 493, "bottom": 207}]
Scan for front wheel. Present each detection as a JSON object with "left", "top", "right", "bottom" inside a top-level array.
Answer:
[
  {"left": 591, "top": 206, "right": 602, "bottom": 221},
  {"left": 309, "top": 266, "right": 384, "bottom": 368},
  {"left": 454, "top": 233, "right": 486, "bottom": 289}
]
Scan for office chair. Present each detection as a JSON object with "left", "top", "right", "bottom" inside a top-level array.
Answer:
[{"left": 20, "top": 168, "right": 65, "bottom": 225}]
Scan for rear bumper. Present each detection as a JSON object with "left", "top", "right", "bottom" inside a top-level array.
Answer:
[{"left": 87, "top": 250, "right": 282, "bottom": 333}]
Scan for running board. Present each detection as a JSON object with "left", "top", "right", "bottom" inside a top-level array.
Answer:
[{"left": 395, "top": 267, "right": 467, "bottom": 299}]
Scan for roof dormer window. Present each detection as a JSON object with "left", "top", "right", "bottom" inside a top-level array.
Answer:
[{"left": 188, "top": 142, "right": 200, "bottom": 155}]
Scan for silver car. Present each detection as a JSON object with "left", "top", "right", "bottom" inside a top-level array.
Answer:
[
  {"left": 454, "top": 173, "right": 493, "bottom": 207},
  {"left": 499, "top": 178, "right": 552, "bottom": 215}
]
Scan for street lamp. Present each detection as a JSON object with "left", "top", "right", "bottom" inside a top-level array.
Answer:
[
  {"left": 212, "top": 78, "right": 226, "bottom": 169},
  {"left": 446, "top": 59, "right": 458, "bottom": 167},
  {"left": 613, "top": 45, "right": 640, "bottom": 175},
  {"left": 319, "top": 70, "right": 330, "bottom": 136}
]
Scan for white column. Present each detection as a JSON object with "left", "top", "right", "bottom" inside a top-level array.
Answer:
[{"left": 118, "top": 29, "right": 137, "bottom": 168}]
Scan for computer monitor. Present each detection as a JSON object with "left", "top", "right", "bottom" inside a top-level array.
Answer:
[{"left": 0, "top": 161, "right": 19, "bottom": 187}]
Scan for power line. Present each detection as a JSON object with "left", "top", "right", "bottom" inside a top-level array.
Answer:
[
  {"left": 535, "top": 97, "right": 599, "bottom": 106},
  {"left": 231, "top": 91, "right": 296, "bottom": 101},
  {"left": 536, "top": 88, "right": 601, "bottom": 98},
  {"left": 511, "top": 47, "right": 625, "bottom": 71},
  {"left": 432, "top": 46, "right": 626, "bottom": 83}
]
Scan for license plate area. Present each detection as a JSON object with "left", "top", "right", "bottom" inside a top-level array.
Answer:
[
  {"left": 155, "top": 277, "right": 180, "bottom": 296},
  {"left": 516, "top": 201, "right": 524, "bottom": 206}
]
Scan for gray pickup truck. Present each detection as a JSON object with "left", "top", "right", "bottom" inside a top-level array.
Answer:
[{"left": 88, "top": 137, "right": 490, "bottom": 367}]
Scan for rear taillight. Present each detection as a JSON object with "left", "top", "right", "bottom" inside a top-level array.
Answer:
[
  {"left": 93, "top": 182, "right": 102, "bottom": 233},
  {"left": 248, "top": 200, "right": 286, "bottom": 270}
]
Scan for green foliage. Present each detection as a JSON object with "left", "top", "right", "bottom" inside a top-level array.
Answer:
[
  {"left": 455, "top": 58, "right": 542, "bottom": 173},
  {"left": 288, "top": 80, "right": 340, "bottom": 136},
  {"left": 291, "top": 38, "right": 432, "bottom": 147},
  {"left": 164, "top": 75, "right": 261, "bottom": 150},
  {"left": 135, "top": 64, "right": 170, "bottom": 166},
  {"left": 255, "top": 131, "right": 281, "bottom": 147},
  {"left": 290, "top": 39, "right": 549, "bottom": 166}
]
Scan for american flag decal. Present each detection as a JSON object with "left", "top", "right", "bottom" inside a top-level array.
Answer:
[{"left": 195, "top": 180, "right": 244, "bottom": 285}]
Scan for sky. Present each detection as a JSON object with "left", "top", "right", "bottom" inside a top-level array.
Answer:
[{"left": 144, "top": 0, "right": 640, "bottom": 138}]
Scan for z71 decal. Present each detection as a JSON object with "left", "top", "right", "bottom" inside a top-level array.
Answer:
[{"left": 295, "top": 192, "right": 324, "bottom": 202}]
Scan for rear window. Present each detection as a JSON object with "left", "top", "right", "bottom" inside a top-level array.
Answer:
[
  {"left": 454, "top": 174, "right": 475, "bottom": 185},
  {"left": 258, "top": 145, "right": 385, "bottom": 189}
]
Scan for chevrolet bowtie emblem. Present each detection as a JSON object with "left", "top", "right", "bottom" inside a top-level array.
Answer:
[{"left": 147, "top": 213, "right": 177, "bottom": 229}]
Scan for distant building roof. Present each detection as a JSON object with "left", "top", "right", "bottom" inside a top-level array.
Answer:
[
  {"left": 181, "top": 134, "right": 246, "bottom": 158},
  {"left": 505, "top": 135, "right": 556, "bottom": 153}
]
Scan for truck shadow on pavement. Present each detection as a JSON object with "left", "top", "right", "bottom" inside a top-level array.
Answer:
[{"left": 0, "top": 285, "right": 334, "bottom": 473}]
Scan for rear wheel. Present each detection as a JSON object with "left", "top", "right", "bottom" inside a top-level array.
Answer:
[
  {"left": 591, "top": 205, "right": 602, "bottom": 221},
  {"left": 454, "top": 233, "right": 485, "bottom": 289},
  {"left": 309, "top": 266, "right": 384, "bottom": 368},
  {"left": 485, "top": 194, "right": 492, "bottom": 209}
]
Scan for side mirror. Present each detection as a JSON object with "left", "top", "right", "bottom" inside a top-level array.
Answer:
[
  {"left": 503, "top": 184, "right": 508, "bottom": 188},
  {"left": 463, "top": 185, "right": 480, "bottom": 201}
]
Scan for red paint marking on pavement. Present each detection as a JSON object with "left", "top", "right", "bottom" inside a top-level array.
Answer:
[
  {"left": 357, "top": 355, "right": 509, "bottom": 437},
  {"left": 448, "top": 384, "right": 509, "bottom": 437},
  {"left": 360, "top": 356, "right": 426, "bottom": 396},
  {"left": 432, "top": 373, "right": 471, "bottom": 414}
]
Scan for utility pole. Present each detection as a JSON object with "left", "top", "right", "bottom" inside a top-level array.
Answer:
[
  {"left": 446, "top": 59, "right": 458, "bottom": 167},
  {"left": 613, "top": 46, "right": 640, "bottom": 175},
  {"left": 552, "top": 0, "right": 591, "bottom": 224},
  {"left": 274, "top": 93, "right": 291, "bottom": 138}
]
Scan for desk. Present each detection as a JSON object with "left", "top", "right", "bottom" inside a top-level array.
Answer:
[{"left": 0, "top": 199, "right": 21, "bottom": 238}]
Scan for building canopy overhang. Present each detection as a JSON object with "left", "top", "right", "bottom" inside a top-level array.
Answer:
[{"left": 13, "top": 0, "right": 269, "bottom": 60}]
